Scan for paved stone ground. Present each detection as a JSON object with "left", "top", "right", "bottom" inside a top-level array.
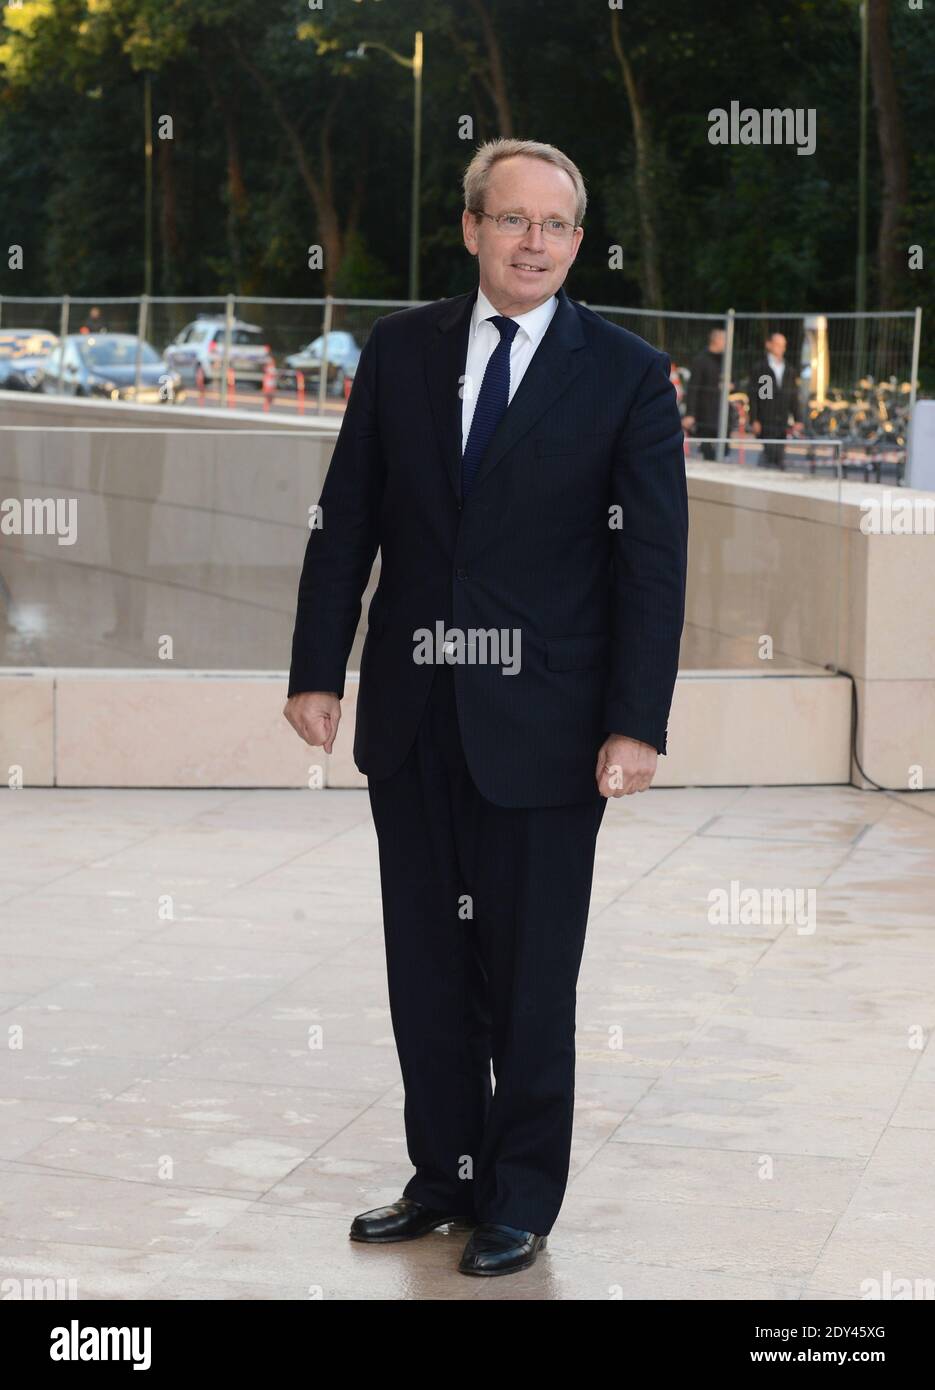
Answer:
[{"left": 1, "top": 784, "right": 934, "bottom": 1301}]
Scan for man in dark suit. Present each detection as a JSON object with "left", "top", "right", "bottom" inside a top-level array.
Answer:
[
  {"left": 284, "top": 138, "right": 688, "bottom": 1277},
  {"left": 747, "top": 330, "right": 804, "bottom": 468},
  {"left": 683, "top": 327, "right": 725, "bottom": 460}
]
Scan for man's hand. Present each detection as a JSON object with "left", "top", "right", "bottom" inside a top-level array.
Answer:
[
  {"left": 283, "top": 691, "right": 341, "bottom": 753},
  {"left": 750, "top": 419, "right": 762, "bottom": 436},
  {"left": 595, "top": 734, "right": 658, "bottom": 798},
  {"left": 681, "top": 414, "right": 695, "bottom": 432}
]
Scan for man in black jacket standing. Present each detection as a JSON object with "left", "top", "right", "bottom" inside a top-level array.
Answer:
[
  {"left": 747, "top": 330, "right": 804, "bottom": 468},
  {"left": 683, "top": 326, "right": 726, "bottom": 460},
  {"left": 284, "top": 139, "right": 688, "bottom": 1277}
]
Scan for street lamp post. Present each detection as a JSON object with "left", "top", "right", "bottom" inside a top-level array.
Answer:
[
  {"left": 143, "top": 71, "right": 154, "bottom": 299},
  {"left": 347, "top": 32, "right": 423, "bottom": 301},
  {"left": 856, "top": 0, "right": 869, "bottom": 376},
  {"left": 410, "top": 32, "right": 423, "bottom": 304}
]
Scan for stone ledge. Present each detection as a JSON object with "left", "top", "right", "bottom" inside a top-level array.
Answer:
[{"left": 0, "top": 668, "right": 853, "bottom": 790}]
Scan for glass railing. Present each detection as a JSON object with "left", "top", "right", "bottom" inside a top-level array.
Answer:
[{"left": 682, "top": 437, "right": 844, "bottom": 677}]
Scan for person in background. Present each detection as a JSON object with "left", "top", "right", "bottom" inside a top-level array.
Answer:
[
  {"left": 747, "top": 330, "right": 803, "bottom": 469},
  {"left": 683, "top": 327, "right": 725, "bottom": 461},
  {"left": 79, "top": 306, "right": 108, "bottom": 335}
]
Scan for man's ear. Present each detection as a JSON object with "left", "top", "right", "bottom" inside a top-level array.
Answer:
[{"left": 462, "top": 209, "right": 479, "bottom": 255}]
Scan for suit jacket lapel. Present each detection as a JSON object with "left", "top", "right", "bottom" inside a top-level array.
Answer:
[
  {"left": 424, "top": 284, "right": 587, "bottom": 505},
  {"left": 425, "top": 288, "right": 477, "bottom": 505},
  {"left": 471, "top": 286, "right": 586, "bottom": 494}
]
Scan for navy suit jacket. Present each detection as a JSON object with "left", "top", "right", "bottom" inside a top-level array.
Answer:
[{"left": 288, "top": 284, "right": 688, "bottom": 808}]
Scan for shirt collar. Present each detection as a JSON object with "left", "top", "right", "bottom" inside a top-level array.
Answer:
[{"left": 472, "top": 285, "right": 557, "bottom": 347}]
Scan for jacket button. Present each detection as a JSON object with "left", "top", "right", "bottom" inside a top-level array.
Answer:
[{"left": 456, "top": 568, "right": 467, "bottom": 580}]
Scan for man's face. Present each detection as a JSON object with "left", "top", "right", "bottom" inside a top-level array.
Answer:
[
  {"left": 767, "top": 334, "right": 787, "bottom": 360},
  {"left": 710, "top": 330, "right": 725, "bottom": 354},
  {"left": 462, "top": 155, "right": 583, "bottom": 317}
]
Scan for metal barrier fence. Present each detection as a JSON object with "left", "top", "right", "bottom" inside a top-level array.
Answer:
[
  {"left": 594, "top": 304, "right": 922, "bottom": 479},
  {"left": 0, "top": 295, "right": 922, "bottom": 472}
]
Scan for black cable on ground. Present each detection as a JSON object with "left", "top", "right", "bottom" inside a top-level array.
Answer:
[{"left": 824, "top": 663, "right": 929, "bottom": 794}]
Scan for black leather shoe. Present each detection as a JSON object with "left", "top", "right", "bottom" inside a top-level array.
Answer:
[
  {"left": 350, "top": 1197, "right": 475, "bottom": 1243},
  {"left": 458, "top": 1222, "right": 547, "bottom": 1276}
]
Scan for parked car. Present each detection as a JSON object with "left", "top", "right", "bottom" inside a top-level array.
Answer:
[
  {"left": 285, "top": 331, "right": 361, "bottom": 396},
  {"left": 38, "top": 334, "right": 182, "bottom": 403},
  {"left": 0, "top": 328, "right": 58, "bottom": 391},
  {"left": 164, "top": 316, "right": 274, "bottom": 387}
]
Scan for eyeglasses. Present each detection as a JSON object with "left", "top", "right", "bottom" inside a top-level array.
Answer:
[{"left": 471, "top": 210, "right": 578, "bottom": 241}]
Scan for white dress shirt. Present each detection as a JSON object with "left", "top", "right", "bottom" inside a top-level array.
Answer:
[
  {"left": 767, "top": 351, "right": 785, "bottom": 386},
  {"left": 461, "top": 287, "right": 558, "bottom": 453}
]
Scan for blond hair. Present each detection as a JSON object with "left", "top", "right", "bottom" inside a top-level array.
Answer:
[{"left": 462, "top": 138, "right": 587, "bottom": 227}]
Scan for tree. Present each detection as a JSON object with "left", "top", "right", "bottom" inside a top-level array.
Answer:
[
  {"left": 868, "top": 0, "right": 909, "bottom": 307},
  {"left": 609, "top": 8, "right": 664, "bottom": 311}
]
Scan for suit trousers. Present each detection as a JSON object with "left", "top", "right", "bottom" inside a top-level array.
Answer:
[
  {"left": 367, "top": 661, "right": 607, "bottom": 1235},
  {"left": 759, "top": 441, "right": 787, "bottom": 470}
]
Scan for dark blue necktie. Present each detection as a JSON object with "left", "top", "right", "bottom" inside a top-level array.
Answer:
[{"left": 461, "top": 314, "right": 520, "bottom": 499}]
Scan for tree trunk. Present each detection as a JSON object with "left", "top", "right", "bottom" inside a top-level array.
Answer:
[
  {"left": 231, "top": 39, "right": 344, "bottom": 291},
  {"left": 221, "top": 102, "right": 247, "bottom": 290},
  {"left": 468, "top": 0, "right": 513, "bottom": 135},
  {"left": 867, "top": 0, "right": 909, "bottom": 307},
  {"left": 202, "top": 50, "right": 248, "bottom": 291},
  {"left": 610, "top": 11, "right": 665, "bottom": 314}
]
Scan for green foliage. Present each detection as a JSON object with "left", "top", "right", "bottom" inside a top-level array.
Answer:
[{"left": 0, "top": 0, "right": 931, "bottom": 372}]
